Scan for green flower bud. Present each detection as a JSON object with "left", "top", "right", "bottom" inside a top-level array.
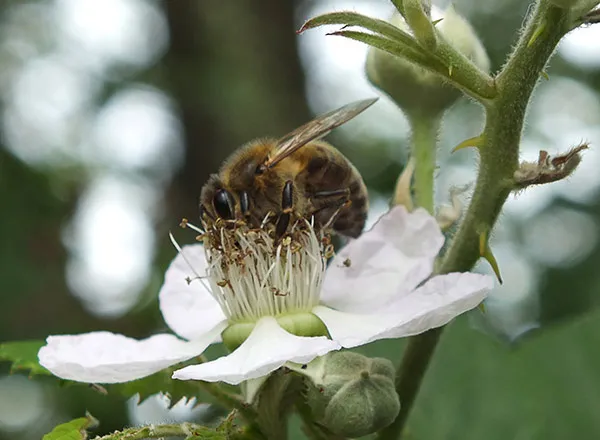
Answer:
[
  {"left": 366, "top": 6, "right": 490, "bottom": 117},
  {"left": 303, "top": 351, "right": 400, "bottom": 438}
]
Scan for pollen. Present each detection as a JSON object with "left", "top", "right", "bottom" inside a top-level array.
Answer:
[{"left": 201, "top": 219, "right": 330, "bottom": 322}]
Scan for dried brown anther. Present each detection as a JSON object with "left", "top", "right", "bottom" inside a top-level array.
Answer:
[{"left": 513, "top": 143, "right": 588, "bottom": 188}]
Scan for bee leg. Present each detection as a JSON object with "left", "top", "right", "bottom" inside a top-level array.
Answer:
[
  {"left": 320, "top": 199, "right": 352, "bottom": 231},
  {"left": 309, "top": 189, "right": 351, "bottom": 230},
  {"left": 275, "top": 180, "right": 294, "bottom": 239}
]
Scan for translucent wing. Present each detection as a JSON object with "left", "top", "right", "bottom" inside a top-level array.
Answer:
[{"left": 262, "top": 98, "right": 378, "bottom": 169}]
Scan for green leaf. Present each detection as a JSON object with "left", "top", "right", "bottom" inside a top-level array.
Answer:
[
  {"left": 0, "top": 340, "right": 50, "bottom": 376},
  {"left": 42, "top": 414, "right": 98, "bottom": 440},
  {"left": 359, "top": 308, "right": 600, "bottom": 440}
]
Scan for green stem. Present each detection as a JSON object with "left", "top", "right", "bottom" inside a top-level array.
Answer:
[
  {"left": 432, "top": 36, "right": 497, "bottom": 102},
  {"left": 441, "top": 1, "right": 568, "bottom": 274},
  {"left": 196, "top": 381, "right": 256, "bottom": 423},
  {"left": 92, "top": 422, "right": 239, "bottom": 440},
  {"left": 410, "top": 114, "right": 440, "bottom": 214},
  {"left": 380, "top": 2, "right": 571, "bottom": 439},
  {"left": 256, "top": 371, "right": 300, "bottom": 440}
]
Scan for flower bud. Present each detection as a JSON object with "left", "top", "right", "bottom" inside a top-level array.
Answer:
[
  {"left": 366, "top": 6, "right": 490, "bottom": 117},
  {"left": 303, "top": 351, "right": 400, "bottom": 438}
]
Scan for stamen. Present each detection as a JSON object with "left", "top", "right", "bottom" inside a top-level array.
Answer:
[
  {"left": 186, "top": 222, "right": 204, "bottom": 234},
  {"left": 174, "top": 215, "right": 330, "bottom": 323},
  {"left": 169, "top": 232, "right": 211, "bottom": 293}
]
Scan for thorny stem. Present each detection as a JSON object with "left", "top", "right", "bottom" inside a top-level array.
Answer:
[
  {"left": 409, "top": 114, "right": 440, "bottom": 214},
  {"left": 380, "top": 2, "right": 571, "bottom": 439},
  {"left": 92, "top": 422, "right": 245, "bottom": 440}
]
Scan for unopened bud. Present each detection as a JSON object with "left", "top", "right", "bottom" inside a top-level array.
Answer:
[
  {"left": 302, "top": 351, "right": 400, "bottom": 438},
  {"left": 366, "top": 6, "right": 490, "bottom": 117}
]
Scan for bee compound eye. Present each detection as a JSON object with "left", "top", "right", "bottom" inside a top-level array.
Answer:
[{"left": 213, "top": 189, "right": 235, "bottom": 220}]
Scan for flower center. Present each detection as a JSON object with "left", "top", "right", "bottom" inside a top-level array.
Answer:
[
  {"left": 221, "top": 313, "right": 330, "bottom": 351},
  {"left": 202, "top": 219, "right": 330, "bottom": 324}
]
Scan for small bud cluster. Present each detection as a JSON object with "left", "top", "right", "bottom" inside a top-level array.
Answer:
[{"left": 301, "top": 351, "right": 400, "bottom": 437}]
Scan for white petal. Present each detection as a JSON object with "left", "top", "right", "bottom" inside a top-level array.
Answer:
[
  {"left": 38, "top": 324, "right": 225, "bottom": 383},
  {"left": 159, "top": 244, "right": 227, "bottom": 341},
  {"left": 315, "top": 273, "right": 493, "bottom": 347},
  {"left": 321, "top": 206, "right": 444, "bottom": 313},
  {"left": 172, "top": 316, "right": 340, "bottom": 385}
]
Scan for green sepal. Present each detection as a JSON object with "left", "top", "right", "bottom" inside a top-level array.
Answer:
[
  {"left": 327, "top": 29, "right": 443, "bottom": 72},
  {"left": 299, "top": 11, "right": 420, "bottom": 51}
]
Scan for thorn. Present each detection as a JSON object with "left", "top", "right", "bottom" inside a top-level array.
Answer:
[
  {"left": 479, "top": 231, "right": 503, "bottom": 284},
  {"left": 540, "top": 71, "right": 549, "bottom": 81},
  {"left": 527, "top": 22, "right": 546, "bottom": 48},
  {"left": 478, "top": 302, "right": 486, "bottom": 313},
  {"left": 448, "top": 64, "right": 453, "bottom": 76},
  {"left": 478, "top": 230, "right": 486, "bottom": 256},
  {"left": 432, "top": 18, "right": 444, "bottom": 26},
  {"left": 451, "top": 135, "right": 484, "bottom": 153}
]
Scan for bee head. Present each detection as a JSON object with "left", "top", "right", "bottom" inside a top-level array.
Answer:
[{"left": 200, "top": 175, "right": 237, "bottom": 222}]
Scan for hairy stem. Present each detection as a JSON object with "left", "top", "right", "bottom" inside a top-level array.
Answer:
[
  {"left": 93, "top": 422, "right": 239, "bottom": 440},
  {"left": 381, "top": 2, "right": 571, "bottom": 439},
  {"left": 410, "top": 114, "right": 440, "bottom": 214},
  {"left": 441, "top": 1, "right": 568, "bottom": 274}
]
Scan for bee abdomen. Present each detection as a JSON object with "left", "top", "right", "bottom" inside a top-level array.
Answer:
[{"left": 333, "top": 177, "right": 368, "bottom": 238}]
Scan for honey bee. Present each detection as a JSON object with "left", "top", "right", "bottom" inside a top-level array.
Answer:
[{"left": 200, "top": 98, "right": 377, "bottom": 238}]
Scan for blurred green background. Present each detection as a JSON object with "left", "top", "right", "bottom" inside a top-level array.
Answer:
[{"left": 1, "top": 0, "right": 600, "bottom": 439}]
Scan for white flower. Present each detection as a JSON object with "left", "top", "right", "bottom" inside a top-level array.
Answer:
[{"left": 38, "top": 207, "right": 493, "bottom": 386}]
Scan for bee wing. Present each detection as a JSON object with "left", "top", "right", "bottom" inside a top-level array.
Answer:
[{"left": 263, "top": 98, "right": 378, "bottom": 169}]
